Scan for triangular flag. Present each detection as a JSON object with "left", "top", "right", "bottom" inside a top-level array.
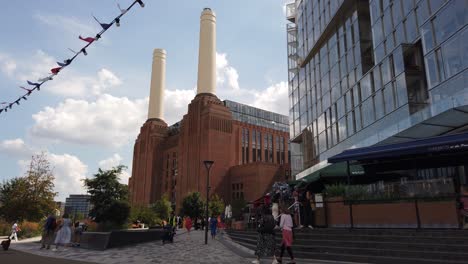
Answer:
[
  {"left": 79, "top": 35, "right": 95, "bottom": 43},
  {"left": 51, "top": 67, "right": 62, "bottom": 74},
  {"left": 93, "top": 15, "right": 111, "bottom": 30},
  {"left": 57, "top": 60, "right": 71, "bottom": 67},
  {"left": 27, "top": 81, "right": 40, "bottom": 86},
  {"left": 14, "top": 100, "right": 20, "bottom": 106},
  {"left": 0, "top": 109, "right": 3, "bottom": 114}
]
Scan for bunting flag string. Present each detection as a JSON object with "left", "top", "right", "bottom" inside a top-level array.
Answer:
[{"left": 0, "top": 0, "right": 145, "bottom": 116}]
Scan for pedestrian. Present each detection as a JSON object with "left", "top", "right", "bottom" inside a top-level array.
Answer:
[
  {"left": 210, "top": 215, "right": 218, "bottom": 239},
  {"left": 252, "top": 206, "right": 278, "bottom": 264},
  {"left": 302, "top": 191, "right": 314, "bottom": 229},
  {"left": 277, "top": 207, "right": 295, "bottom": 264},
  {"left": 40, "top": 214, "right": 56, "bottom": 250},
  {"left": 53, "top": 213, "right": 72, "bottom": 251},
  {"left": 73, "top": 221, "right": 83, "bottom": 247},
  {"left": 10, "top": 220, "right": 20, "bottom": 242},
  {"left": 185, "top": 216, "right": 192, "bottom": 236}
]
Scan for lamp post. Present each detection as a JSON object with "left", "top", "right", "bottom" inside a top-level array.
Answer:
[{"left": 203, "top": 160, "right": 214, "bottom": 245}]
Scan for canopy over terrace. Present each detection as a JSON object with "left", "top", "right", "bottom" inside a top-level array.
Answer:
[{"left": 327, "top": 132, "right": 468, "bottom": 188}]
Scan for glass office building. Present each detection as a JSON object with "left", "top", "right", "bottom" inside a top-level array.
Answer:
[
  {"left": 286, "top": 0, "right": 468, "bottom": 179},
  {"left": 64, "top": 194, "right": 92, "bottom": 217}
]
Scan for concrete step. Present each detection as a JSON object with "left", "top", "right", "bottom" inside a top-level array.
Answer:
[
  {"left": 226, "top": 231, "right": 468, "bottom": 245},
  {"left": 226, "top": 233, "right": 468, "bottom": 253},
  {"left": 234, "top": 240, "right": 468, "bottom": 264}
]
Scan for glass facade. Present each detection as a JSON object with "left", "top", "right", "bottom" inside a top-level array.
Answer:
[
  {"left": 223, "top": 100, "right": 289, "bottom": 132},
  {"left": 64, "top": 194, "right": 92, "bottom": 217},
  {"left": 287, "top": 0, "right": 468, "bottom": 178}
]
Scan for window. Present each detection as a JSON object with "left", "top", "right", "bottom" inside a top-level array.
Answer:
[
  {"left": 383, "top": 82, "right": 395, "bottom": 114},
  {"left": 374, "top": 90, "right": 385, "bottom": 120},
  {"left": 395, "top": 74, "right": 408, "bottom": 107},
  {"left": 362, "top": 98, "right": 375, "bottom": 127},
  {"left": 442, "top": 28, "right": 468, "bottom": 79},
  {"left": 361, "top": 73, "right": 372, "bottom": 100}
]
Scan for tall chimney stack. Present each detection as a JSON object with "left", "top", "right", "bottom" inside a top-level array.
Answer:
[
  {"left": 196, "top": 8, "right": 216, "bottom": 95},
  {"left": 148, "top": 49, "right": 166, "bottom": 120}
]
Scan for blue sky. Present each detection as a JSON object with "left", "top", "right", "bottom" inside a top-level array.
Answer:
[{"left": 0, "top": 0, "right": 291, "bottom": 201}]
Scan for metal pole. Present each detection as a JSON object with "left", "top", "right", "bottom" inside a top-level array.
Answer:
[{"left": 205, "top": 168, "right": 210, "bottom": 244}]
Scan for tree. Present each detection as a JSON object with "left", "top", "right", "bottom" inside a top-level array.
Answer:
[
  {"left": 84, "top": 165, "right": 130, "bottom": 227},
  {"left": 180, "top": 192, "right": 204, "bottom": 219},
  {"left": 209, "top": 194, "right": 225, "bottom": 217},
  {"left": 130, "top": 205, "right": 159, "bottom": 226},
  {"left": 150, "top": 194, "right": 172, "bottom": 220},
  {"left": 0, "top": 153, "right": 56, "bottom": 222}
]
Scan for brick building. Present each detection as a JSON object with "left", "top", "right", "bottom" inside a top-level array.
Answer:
[{"left": 128, "top": 8, "right": 290, "bottom": 211}]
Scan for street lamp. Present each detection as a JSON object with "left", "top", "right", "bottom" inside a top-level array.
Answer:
[{"left": 203, "top": 160, "right": 214, "bottom": 245}]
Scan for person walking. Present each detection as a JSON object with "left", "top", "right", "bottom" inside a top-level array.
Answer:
[
  {"left": 209, "top": 215, "right": 218, "bottom": 239},
  {"left": 53, "top": 214, "right": 72, "bottom": 251},
  {"left": 10, "top": 221, "right": 20, "bottom": 242},
  {"left": 72, "top": 221, "right": 83, "bottom": 247},
  {"left": 185, "top": 216, "right": 192, "bottom": 237},
  {"left": 252, "top": 206, "right": 278, "bottom": 264},
  {"left": 40, "top": 214, "right": 56, "bottom": 249},
  {"left": 278, "top": 207, "right": 295, "bottom": 264}
]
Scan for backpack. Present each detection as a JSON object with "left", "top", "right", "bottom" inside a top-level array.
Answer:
[{"left": 262, "top": 215, "right": 276, "bottom": 233}]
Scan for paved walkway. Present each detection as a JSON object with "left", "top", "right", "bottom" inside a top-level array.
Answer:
[{"left": 6, "top": 230, "right": 353, "bottom": 264}]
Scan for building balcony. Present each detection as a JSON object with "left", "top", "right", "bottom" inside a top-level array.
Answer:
[{"left": 286, "top": 2, "right": 296, "bottom": 22}]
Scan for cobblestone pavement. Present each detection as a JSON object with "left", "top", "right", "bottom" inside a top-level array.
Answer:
[
  {"left": 10, "top": 230, "right": 251, "bottom": 264},
  {"left": 9, "top": 231, "right": 352, "bottom": 264}
]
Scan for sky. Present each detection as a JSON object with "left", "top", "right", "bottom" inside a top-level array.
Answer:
[{"left": 0, "top": 0, "right": 292, "bottom": 201}]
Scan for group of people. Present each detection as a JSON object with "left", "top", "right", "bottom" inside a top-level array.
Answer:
[
  {"left": 40, "top": 213, "right": 85, "bottom": 250},
  {"left": 161, "top": 214, "right": 221, "bottom": 244}
]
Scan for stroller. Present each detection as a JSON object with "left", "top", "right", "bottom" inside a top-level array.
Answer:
[{"left": 162, "top": 224, "right": 176, "bottom": 244}]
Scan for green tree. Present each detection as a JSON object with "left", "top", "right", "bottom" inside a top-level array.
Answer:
[
  {"left": 0, "top": 153, "right": 56, "bottom": 222},
  {"left": 180, "top": 192, "right": 204, "bottom": 219},
  {"left": 209, "top": 194, "right": 225, "bottom": 217},
  {"left": 150, "top": 194, "right": 172, "bottom": 220},
  {"left": 84, "top": 165, "right": 130, "bottom": 228},
  {"left": 130, "top": 205, "right": 159, "bottom": 226}
]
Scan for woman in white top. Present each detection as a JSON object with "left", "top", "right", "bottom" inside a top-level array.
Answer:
[
  {"left": 278, "top": 207, "right": 295, "bottom": 264},
  {"left": 54, "top": 214, "right": 72, "bottom": 250}
]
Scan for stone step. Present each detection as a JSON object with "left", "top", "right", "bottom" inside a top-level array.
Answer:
[
  {"left": 234, "top": 240, "right": 468, "bottom": 264},
  {"left": 227, "top": 233, "right": 468, "bottom": 252},
  {"left": 228, "top": 235, "right": 468, "bottom": 262},
  {"left": 226, "top": 230, "right": 468, "bottom": 245}
]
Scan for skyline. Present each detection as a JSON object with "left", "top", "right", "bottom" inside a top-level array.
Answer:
[{"left": 0, "top": 0, "right": 292, "bottom": 201}]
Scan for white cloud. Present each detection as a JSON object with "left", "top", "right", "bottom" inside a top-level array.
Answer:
[
  {"left": 3, "top": 49, "right": 121, "bottom": 98},
  {"left": 31, "top": 94, "right": 148, "bottom": 148},
  {"left": 252, "top": 81, "right": 289, "bottom": 115},
  {"left": 98, "top": 153, "right": 123, "bottom": 170},
  {"left": 164, "top": 89, "right": 196, "bottom": 125},
  {"left": 0, "top": 139, "right": 88, "bottom": 201},
  {"left": 216, "top": 52, "right": 240, "bottom": 91},
  {"left": 48, "top": 153, "right": 88, "bottom": 201},
  {"left": 0, "top": 138, "right": 32, "bottom": 158}
]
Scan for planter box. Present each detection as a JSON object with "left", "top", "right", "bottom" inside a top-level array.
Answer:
[
  {"left": 325, "top": 198, "right": 459, "bottom": 229},
  {"left": 419, "top": 200, "right": 459, "bottom": 228},
  {"left": 326, "top": 197, "right": 351, "bottom": 228},
  {"left": 80, "top": 228, "right": 165, "bottom": 250}
]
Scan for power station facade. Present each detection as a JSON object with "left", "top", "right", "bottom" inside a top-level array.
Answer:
[{"left": 128, "top": 8, "right": 290, "bottom": 210}]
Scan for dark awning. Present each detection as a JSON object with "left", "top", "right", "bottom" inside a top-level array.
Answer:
[{"left": 328, "top": 132, "right": 468, "bottom": 163}]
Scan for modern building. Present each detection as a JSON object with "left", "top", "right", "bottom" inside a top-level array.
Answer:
[
  {"left": 286, "top": 0, "right": 468, "bottom": 186},
  {"left": 129, "top": 8, "right": 290, "bottom": 210},
  {"left": 64, "top": 194, "right": 92, "bottom": 217}
]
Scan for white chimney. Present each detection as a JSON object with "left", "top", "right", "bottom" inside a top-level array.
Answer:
[
  {"left": 148, "top": 49, "right": 166, "bottom": 120},
  {"left": 196, "top": 8, "right": 216, "bottom": 95}
]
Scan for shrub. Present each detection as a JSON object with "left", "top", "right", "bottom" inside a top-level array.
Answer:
[
  {"left": 19, "top": 221, "right": 41, "bottom": 238},
  {"left": 0, "top": 219, "right": 11, "bottom": 236},
  {"left": 324, "top": 184, "right": 346, "bottom": 198}
]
